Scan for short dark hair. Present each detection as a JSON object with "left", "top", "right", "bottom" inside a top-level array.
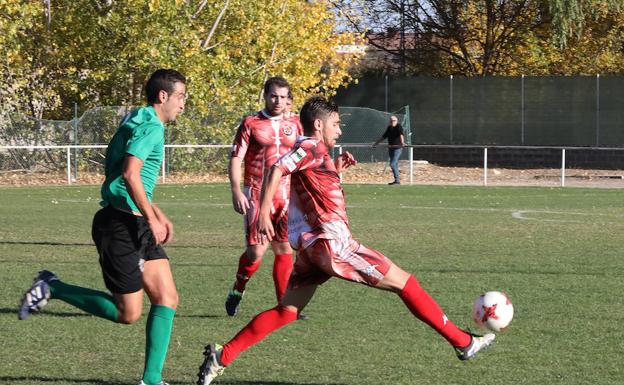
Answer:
[
  {"left": 145, "top": 69, "right": 186, "bottom": 104},
  {"left": 299, "top": 96, "right": 339, "bottom": 135},
  {"left": 263, "top": 76, "right": 290, "bottom": 95}
]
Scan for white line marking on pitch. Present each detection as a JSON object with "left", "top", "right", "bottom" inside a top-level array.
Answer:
[
  {"left": 510, "top": 210, "right": 585, "bottom": 223},
  {"left": 398, "top": 205, "right": 622, "bottom": 223}
]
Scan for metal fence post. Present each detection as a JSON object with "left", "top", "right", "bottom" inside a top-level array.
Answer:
[
  {"left": 73, "top": 103, "right": 78, "bottom": 182},
  {"left": 561, "top": 148, "right": 566, "bottom": 187},
  {"left": 483, "top": 147, "right": 488, "bottom": 186},
  {"left": 161, "top": 145, "right": 166, "bottom": 184},
  {"left": 409, "top": 146, "right": 413, "bottom": 185},
  {"left": 338, "top": 146, "right": 343, "bottom": 183},
  {"left": 521, "top": 75, "right": 525, "bottom": 145},
  {"left": 66, "top": 147, "right": 71, "bottom": 185},
  {"left": 596, "top": 74, "right": 600, "bottom": 146},
  {"left": 449, "top": 75, "right": 453, "bottom": 144},
  {"left": 385, "top": 75, "right": 389, "bottom": 112}
]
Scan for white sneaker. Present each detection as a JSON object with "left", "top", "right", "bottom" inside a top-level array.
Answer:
[
  {"left": 197, "top": 343, "right": 225, "bottom": 385},
  {"left": 18, "top": 270, "right": 58, "bottom": 320},
  {"left": 455, "top": 333, "right": 496, "bottom": 360},
  {"left": 138, "top": 381, "right": 168, "bottom": 385}
]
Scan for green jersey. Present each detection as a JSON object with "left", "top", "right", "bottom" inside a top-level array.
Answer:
[{"left": 100, "top": 106, "right": 164, "bottom": 213}]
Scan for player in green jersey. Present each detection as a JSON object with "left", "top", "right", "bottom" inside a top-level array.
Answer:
[{"left": 18, "top": 69, "right": 186, "bottom": 385}]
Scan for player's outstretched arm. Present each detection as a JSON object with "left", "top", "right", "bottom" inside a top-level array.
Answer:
[
  {"left": 257, "top": 165, "right": 284, "bottom": 243},
  {"left": 228, "top": 156, "right": 249, "bottom": 215}
]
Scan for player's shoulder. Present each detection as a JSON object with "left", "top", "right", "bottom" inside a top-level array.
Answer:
[
  {"left": 297, "top": 136, "right": 327, "bottom": 154},
  {"left": 122, "top": 106, "right": 162, "bottom": 131},
  {"left": 241, "top": 111, "right": 264, "bottom": 125}
]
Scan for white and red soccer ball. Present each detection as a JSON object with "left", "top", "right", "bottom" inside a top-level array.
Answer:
[{"left": 472, "top": 291, "right": 514, "bottom": 332}]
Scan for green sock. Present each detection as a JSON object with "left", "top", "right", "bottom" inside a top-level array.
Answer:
[
  {"left": 49, "top": 280, "right": 118, "bottom": 322},
  {"left": 142, "top": 305, "right": 176, "bottom": 385}
]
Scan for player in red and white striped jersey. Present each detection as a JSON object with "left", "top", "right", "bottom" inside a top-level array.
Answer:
[
  {"left": 225, "top": 77, "right": 303, "bottom": 317},
  {"left": 198, "top": 96, "right": 495, "bottom": 385}
]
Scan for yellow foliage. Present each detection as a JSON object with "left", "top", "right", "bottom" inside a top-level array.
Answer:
[{"left": 0, "top": 0, "right": 363, "bottom": 141}]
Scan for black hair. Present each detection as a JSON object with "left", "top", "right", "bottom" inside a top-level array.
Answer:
[
  {"left": 263, "top": 76, "right": 290, "bottom": 95},
  {"left": 299, "top": 96, "right": 339, "bottom": 135},
  {"left": 145, "top": 69, "right": 186, "bottom": 104}
]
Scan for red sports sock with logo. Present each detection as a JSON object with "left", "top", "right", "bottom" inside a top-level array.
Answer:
[
  {"left": 220, "top": 305, "right": 298, "bottom": 365},
  {"left": 233, "top": 252, "right": 262, "bottom": 292},
  {"left": 272, "top": 253, "right": 293, "bottom": 302},
  {"left": 399, "top": 275, "right": 471, "bottom": 348}
]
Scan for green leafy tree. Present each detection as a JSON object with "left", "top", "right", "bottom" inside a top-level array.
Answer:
[{"left": 0, "top": 0, "right": 363, "bottom": 145}]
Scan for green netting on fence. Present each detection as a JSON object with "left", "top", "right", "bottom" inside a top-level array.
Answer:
[
  {"left": 334, "top": 75, "right": 624, "bottom": 147},
  {"left": 337, "top": 106, "right": 411, "bottom": 163},
  {"left": 597, "top": 76, "right": 624, "bottom": 146},
  {"left": 524, "top": 76, "right": 596, "bottom": 146}
]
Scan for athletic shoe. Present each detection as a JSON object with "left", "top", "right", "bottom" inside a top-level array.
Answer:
[
  {"left": 455, "top": 332, "right": 496, "bottom": 361},
  {"left": 18, "top": 270, "right": 58, "bottom": 320},
  {"left": 138, "top": 381, "right": 168, "bottom": 385},
  {"left": 225, "top": 287, "right": 244, "bottom": 316},
  {"left": 298, "top": 312, "right": 310, "bottom": 321},
  {"left": 197, "top": 343, "right": 225, "bottom": 385}
]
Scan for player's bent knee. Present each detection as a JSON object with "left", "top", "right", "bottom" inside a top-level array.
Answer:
[
  {"left": 279, "top": 304, "right": 299, "bottom": 315},
  {"left": 117, "top": 309, "right": 142, "bottom": 324},
  {"left": 150, "top": 291, "right": 179, "bottom": 309},
  {"left": 377, "top": 265, "right": 411, "bottom": 293},
  {"left": 274, "top": 305, "right": 299, "bottom": 324}
]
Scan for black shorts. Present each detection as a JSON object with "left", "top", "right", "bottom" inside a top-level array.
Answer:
[{"left": 92, "top": 206, "right": 168, "bottom": 294}]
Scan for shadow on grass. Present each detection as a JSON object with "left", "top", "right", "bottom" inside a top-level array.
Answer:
[
  {"left": 0, "top": 307, "right": 224, "bottom": 319},
  {"left": 0, "top": 377, "right": 345, "bottom": 385},
  {"left": 193, "top": 381, "right": 347, "bottom": 385},
  {"left": 0, "top": 376, "right": 128, "bottom": 385},
  {"left": 0, "top": 240, "right": 238, "bottom": 249},
  {"left": 0, "top": 307, "right": 90, "bottom": 317},
  {"left": 0, "top": 240, "right": 93, "bottom": 247}
]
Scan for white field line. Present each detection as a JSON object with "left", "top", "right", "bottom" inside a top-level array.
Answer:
[
  {"left": 398, "top": 205, "right": 623, "bottom": 223},
  {"left": 510, "top": 210, "right": 584, "bottom": 223}
]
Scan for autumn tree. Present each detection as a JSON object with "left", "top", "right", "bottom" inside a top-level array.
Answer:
[
  {"left": 548, "top": 0, "right": 624, "bottom": 47},
  {"left": 331, "top": 0, "right": 624, "bottom": 76},
  {"left": 0, "top": 0, "right": 363, "bottom": 144}
]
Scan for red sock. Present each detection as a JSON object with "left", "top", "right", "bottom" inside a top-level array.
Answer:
[
  {"left": 220, "top": 305, "right": 298, "bottom": 365},
  {"left": 399, "top": 275, "right": 471, "bottom": 348},
  {"left": 233, "top": 252, "right": 262, "bottom": 292},
  {"left": 272, "top": 253, "right": 293, "bottom": 302}
]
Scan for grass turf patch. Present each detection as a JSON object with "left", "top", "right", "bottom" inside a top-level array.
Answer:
[{"left": 1, "top": 184, "right": 623, "bottom": 385}]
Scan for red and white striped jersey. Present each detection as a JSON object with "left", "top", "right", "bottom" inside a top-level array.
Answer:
[
  {"left": 231, "top": 110, "right": 302, "bottom": 192},
  {"left": 275, "top": 137, "right": 349, "bottom": 248}
]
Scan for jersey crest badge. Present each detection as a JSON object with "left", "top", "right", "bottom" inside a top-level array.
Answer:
[{"left": 282, "top": 124, "right": 294, "bottom": 136}]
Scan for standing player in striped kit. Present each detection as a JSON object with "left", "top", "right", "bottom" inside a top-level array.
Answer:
[
  {"left": 198, "top": 96, "right": 495, "bottom": 384},
  {"left": 225, "top": 76, "right": 303, "bottom": 317}
]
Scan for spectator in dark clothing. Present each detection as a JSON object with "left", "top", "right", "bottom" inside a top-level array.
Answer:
[{"left": 373, "top": 115, "right": 405, "bottom": 185}]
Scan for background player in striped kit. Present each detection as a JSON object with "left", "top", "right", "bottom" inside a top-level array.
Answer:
[{"left": 225, "top": 76, "right": 304, "bottom": 318}]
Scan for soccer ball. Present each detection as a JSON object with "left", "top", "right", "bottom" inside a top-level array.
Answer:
[{"left": 472, "top": 291, "right": 514, "bottom": 332}]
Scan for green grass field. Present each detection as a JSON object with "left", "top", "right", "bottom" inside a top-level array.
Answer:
[{"left": 1, "top": 183, "right": 623, "bottom": 385}]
